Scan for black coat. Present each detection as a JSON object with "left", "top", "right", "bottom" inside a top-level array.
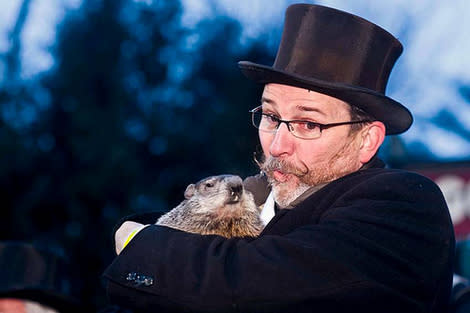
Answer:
[{"left": 103, "top": 167, "right": 455, "bottom": 313}]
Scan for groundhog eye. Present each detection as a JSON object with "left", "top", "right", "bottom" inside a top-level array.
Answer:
[{"left": 205, "top": 182, "right": 214, "bottom": 188}]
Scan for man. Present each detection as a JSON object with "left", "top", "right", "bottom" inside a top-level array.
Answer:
[
  {"left": 0, "top": 298, "right": 58, "bottom": 313},
  {"left": 0, "top": 241, "right": 85, "bottom": 313},
  {"left": 103, "top": 4, "right": 455, "bottom": 313}
]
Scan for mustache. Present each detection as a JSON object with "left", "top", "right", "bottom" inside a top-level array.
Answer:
[{"left": 254, "top": 154, "right": 309, "bottom": 178}]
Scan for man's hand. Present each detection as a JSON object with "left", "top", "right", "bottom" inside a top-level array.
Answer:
[
  {"left": 115, "top": 221, "right": 146, "bottom": 255},
  {"left": 243, "top": 173, "right": 270, "bottom": 206}
]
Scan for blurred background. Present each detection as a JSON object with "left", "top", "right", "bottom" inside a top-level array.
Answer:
[{"left": 1, "top": 0, "right": 470, "bottom": 310}]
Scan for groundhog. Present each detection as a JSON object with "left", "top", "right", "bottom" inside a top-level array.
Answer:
[{"left": 156, "top": 175, "right": 264, "bottom": 238}]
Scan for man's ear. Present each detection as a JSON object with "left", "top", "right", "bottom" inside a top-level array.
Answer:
[
  {"left": 358, "top": 121, "right": 386, "bottom": 164},
  {"left": 184, "top": 184, "right": 196, "bottom": 199}
]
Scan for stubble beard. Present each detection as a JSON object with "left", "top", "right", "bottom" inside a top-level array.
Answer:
[{"left": 258, "top": 140, "right": 360, "bottom": 208}]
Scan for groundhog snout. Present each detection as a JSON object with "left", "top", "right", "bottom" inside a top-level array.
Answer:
[{"left": 224, "top": 176, "right": 244, "bottom": 204}]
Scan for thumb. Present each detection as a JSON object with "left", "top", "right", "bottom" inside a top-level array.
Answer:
[{"left": 115, "top": 221, "right": 146, "bottom": 255}]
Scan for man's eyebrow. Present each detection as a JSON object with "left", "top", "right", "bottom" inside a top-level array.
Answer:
[
  {"left": 295, "top": 105, "right": 326, "bottom": 116},
  {"left": 260, "top": 96, "right": 276, "bottom": 106},
  {"left": 260, "top": 98, "right": 326, "bottom": 116}
]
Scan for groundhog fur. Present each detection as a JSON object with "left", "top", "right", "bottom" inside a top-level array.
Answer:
[{"left": 156, "top": 175, "right": 264, "bottom": 238}]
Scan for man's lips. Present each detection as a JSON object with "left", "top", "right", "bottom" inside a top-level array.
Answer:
[{"left": 273, "top": 170, "right": 289, "bottom": 182}]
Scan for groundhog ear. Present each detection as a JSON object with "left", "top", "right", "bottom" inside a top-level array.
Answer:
[{"left": 184, "top": 184, "right": 196, "bottom": 199}]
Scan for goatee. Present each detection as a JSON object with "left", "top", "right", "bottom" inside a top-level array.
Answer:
[{"left": 257, "top": 142, "right": 360, "bottom": 208}]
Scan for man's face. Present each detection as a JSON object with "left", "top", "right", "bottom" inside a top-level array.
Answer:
[
  {"left": 0, "top": 299, "right": 25, "bottom": 313},
  {"left": 258, "top": 83, "right": 364, "bottom": 207},
  {"left": 0, "top": 298, "right": 58, "bottom": 313}
]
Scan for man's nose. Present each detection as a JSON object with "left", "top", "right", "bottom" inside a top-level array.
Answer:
[{"left": 269, "top": 123, "right": 295, "bottom": 157}]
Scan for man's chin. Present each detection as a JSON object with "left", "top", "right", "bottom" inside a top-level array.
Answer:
[{"left": 270, "top": 177, "right": 311, "bottom": 208}]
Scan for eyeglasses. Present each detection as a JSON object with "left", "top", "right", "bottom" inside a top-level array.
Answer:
[{"left": 249, "top": 106, "right": 372, "bottom": 140}]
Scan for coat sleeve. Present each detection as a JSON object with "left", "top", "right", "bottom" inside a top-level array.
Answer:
[{"left": 102, "top": 171, "right": 455, "bottom": 313}]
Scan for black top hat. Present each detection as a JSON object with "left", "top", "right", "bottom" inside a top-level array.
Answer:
[
  {"left": 239, "top": 4, "right": 412, "bottom": 135},
  {"left": 0, "top": 241, "right": 85, "bottom": 313}
]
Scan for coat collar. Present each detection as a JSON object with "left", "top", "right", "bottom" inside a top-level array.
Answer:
[{"left": 259, "top": 158, "right": 386, "bottom": 235}]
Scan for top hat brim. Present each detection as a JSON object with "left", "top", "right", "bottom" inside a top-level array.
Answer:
[
  {"left": 0, "top": 241, "right": 88, "bottom": 313},
  {"left": 238, "top": 61, "right": 413, "bottom": 135}
]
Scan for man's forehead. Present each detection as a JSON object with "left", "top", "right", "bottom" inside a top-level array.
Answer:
[
  {"left": 261, "top": 83, "right": 351, "bottom": 114},
  {"left": 261, "top": 96, "right": 327, "bottom": 116}
]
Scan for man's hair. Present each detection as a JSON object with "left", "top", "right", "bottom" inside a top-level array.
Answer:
[
  {"left": 25, "top": 300, "right": 58, "bottom": 313},
  {"left": 349, "top": 105, "right": 375, "bottom": 134}
]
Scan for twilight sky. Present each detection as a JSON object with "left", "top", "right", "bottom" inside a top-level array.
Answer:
[{"left": 1, "top": 0, "right": 470, "bottom": 161}]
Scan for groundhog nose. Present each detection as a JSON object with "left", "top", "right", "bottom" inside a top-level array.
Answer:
[
  {"left": 225, "top": 176, "right": 244, "bottom": 204},
  {"left": 227, "top": 185, "right": 243, "bottom": 204}
]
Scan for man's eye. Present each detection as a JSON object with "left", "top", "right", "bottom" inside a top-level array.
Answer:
[
  {"left": 264, "top": 114, "right": 279, "bottom": 123},
  {"left": 305, "top": 122, "right": 319, "bottom": 130}
]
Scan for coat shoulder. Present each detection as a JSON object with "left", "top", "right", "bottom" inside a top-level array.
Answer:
[{"left": 334, "top": 167, "right": 445, "bottom": 200}]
